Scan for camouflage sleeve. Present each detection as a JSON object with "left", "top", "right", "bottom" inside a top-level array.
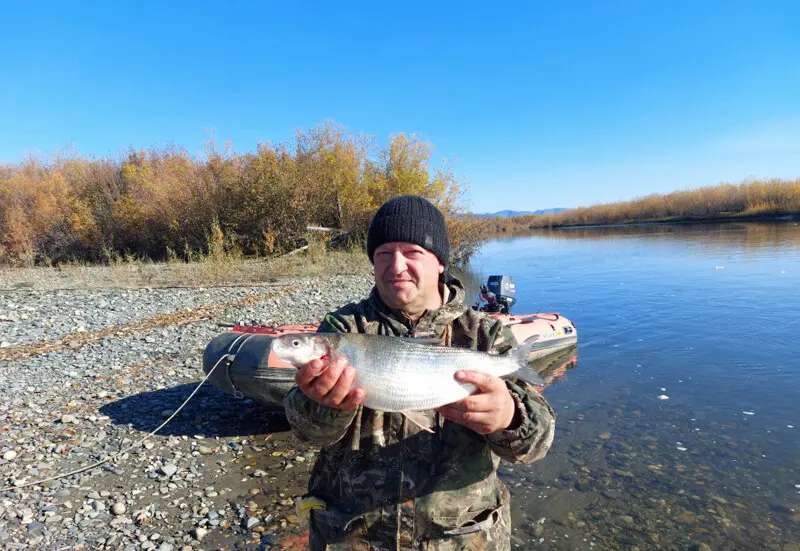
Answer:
[
  {"left": 283, "top": 387, "right": 356, "bottom": 446},
  {"left": 317, "top": 313, "right": 349, "bottom": 334},
  {"left": 485, "top": 381, "right": 556, "bottom": 463},
  {"left": 281, "top": 312, "right": 357, "bottom": 446},
  {"left": 483, "top": 322, "right": 556, "bottom": 463},
  {"left": 483, "top": 320, "right": 516, "bottom": 355}
]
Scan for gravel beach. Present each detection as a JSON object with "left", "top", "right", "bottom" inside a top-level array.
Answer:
[{"left": 0, "top": 274, "right": 375, "bottom": 550}]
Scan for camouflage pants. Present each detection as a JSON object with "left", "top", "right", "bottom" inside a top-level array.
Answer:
[
  {"left": 420, "top": 503, "right": 512, "bottom": 551},
  {"left": 308, "top": 504, "right": 511, "bottom": 551}
]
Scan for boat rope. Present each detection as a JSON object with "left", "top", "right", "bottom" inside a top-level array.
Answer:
[{"left": 0, "top": 333, "right": 256, "bottom": 493}]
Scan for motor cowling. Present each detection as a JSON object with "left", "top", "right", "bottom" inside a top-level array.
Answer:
[{"left": 479, "top": 275, "right": 517, "bottom": 314}]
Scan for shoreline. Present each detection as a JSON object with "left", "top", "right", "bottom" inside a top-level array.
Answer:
[{"left": 490, "top": 212, "right": 800, "bottom": 235}]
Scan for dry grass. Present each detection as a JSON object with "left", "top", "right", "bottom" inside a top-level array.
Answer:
[
  {"left": 484, "top": 178, "right": 800, "bottom": 232},
  {"left": 0, "top": 249, "right": 372, "bottom": 291}
]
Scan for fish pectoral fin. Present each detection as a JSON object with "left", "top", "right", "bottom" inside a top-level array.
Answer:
[
  {"left": 398, "top": 337, "right": 443, "bottom": 346},
  {"left": 401, "top": 410, "right": 435, "bottom": 433}
]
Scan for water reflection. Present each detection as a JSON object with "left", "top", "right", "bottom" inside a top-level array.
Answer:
[
  {"left": 495, "top": 221, "right": 800, "bottom": 252},
  {"left": 531, "top": 345, "right": 578, "bottom": 388}
]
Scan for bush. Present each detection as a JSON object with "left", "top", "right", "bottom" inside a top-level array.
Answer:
[{"left": 0, "top": 122, "right": 485, "bottom": 268}]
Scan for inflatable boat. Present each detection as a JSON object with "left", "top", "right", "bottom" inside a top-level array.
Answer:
[{"left": 202, "top": 275, "right": 578, "bottom": 409}]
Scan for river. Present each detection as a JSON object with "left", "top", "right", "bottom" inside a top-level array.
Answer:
[{"left": 465, "top": 221, "right": 800, "bottom": 550}]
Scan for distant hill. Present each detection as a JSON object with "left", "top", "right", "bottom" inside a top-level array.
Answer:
[{"left": 474, "top": 208, "right": 568, "bottom": 218}]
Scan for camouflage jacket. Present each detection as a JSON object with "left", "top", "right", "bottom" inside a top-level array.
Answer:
[{"left": 283, "top": 275, "right": 556, "bottom": 551}]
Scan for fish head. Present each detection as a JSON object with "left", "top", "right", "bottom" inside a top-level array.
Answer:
[{"left": 271, "top": 334, "right": 330, "bottom": 366}]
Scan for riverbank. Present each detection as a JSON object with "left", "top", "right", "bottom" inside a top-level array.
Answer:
[
  {"left": 0, "top": 274, "right": 375, "bottom": 550},
  {"left": 534, "top": 212, "right": 800, "bottom": 231},
  {"left": 483, "top": 178, "right": 800, "bottom": 234},
  {"left": 485, "top": 213, "right": 800, "bottom": 240}
]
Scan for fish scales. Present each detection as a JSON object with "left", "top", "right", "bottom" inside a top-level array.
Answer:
[
  {"left": 271, "top": 333, "right": 538, "bottom": 412},
  {"left": 337, "top": 336, "right": 519, "bottom": 411}
]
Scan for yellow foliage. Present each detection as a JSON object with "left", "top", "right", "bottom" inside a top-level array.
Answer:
[
  {"left": 0, "top": 122, "right": 479, "bottom": 267},
  {"left": 492, "top": 179, "right": 800, "bottom": 232}
]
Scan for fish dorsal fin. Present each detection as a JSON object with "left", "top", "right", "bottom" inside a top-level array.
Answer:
[{"left": 402, "top": 410, "right": 435, "bottom": 433}]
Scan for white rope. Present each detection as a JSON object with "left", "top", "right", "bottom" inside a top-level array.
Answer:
[{"left": 1, "top": 333, "right": 255, "bottom": 493}]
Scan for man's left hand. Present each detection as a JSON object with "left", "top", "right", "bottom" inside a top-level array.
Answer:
[{"left": 437, "top": 371, "right": 520, "bottom": 435}]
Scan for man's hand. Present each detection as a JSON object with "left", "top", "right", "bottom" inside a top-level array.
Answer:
[
  {"left": 295, "top": 355, "right": 365, "bottom": 411},
  {"left": 437, "top": 371, "right": 520, "bottom": 435}
]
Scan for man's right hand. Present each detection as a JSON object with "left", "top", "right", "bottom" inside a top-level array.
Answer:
[{"left": 295, "top": 355, "right": 365, "bottom": 411}]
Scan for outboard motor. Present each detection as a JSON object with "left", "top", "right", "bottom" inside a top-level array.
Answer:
[{"left": 477, "top": 275, "right": 517, "bottom": 314}]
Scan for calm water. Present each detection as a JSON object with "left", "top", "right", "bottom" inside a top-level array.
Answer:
[{"left": 466, "top": 222, "right": 800, "bottom": 550}]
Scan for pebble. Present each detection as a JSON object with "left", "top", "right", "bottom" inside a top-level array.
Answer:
[
  {"left": 160, "top": 464, "right": 178, "bottom": 477},
  {"left": 0, "top": 275, "right": 374, "bottom": 550},
  {"left": 191, "top": 527, "right": 207, "bottom": 542},
  {"left": 244, "top": 517, "right": 261, "bottom": 529}
]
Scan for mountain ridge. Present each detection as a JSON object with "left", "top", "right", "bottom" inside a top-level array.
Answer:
[{"left": 473, "top": 208, "right": 568, "bottom": 218}]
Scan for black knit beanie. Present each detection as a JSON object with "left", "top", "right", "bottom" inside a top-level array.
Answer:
[{"left": 367, "top": 195, "right": 450, "bottom": 267}]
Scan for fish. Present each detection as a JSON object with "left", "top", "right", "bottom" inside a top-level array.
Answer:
[{"left": 271, "top": 332, "right": 545, "bottom": 415}]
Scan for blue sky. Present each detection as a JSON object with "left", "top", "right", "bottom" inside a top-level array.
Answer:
[{"left": 1, "top": 1, "right": 798, "bottom": 212}]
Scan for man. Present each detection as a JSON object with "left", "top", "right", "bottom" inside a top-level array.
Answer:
[{"left": 284, "top": 195, "right": 556, "bottom": 550}]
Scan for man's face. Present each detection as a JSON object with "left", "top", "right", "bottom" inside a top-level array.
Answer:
[{"left": 373, "top": 242, "right": 445, "bottom": 313}]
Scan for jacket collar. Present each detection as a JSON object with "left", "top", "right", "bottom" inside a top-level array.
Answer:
[{"left": 368, "top": 273, "right": 470, "bottom": 331}]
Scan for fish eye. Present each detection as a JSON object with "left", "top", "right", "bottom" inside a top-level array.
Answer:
[{"left": 292, "top": 339, "right": 300, "bottom": 347}]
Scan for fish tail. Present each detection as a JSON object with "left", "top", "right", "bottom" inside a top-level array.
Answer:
[{"left": 507, "top": 336, "right": 545, "bottom": 386}]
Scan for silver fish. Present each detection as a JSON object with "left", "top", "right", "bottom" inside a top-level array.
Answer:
[{"left": 271, "top": 333, "right": 544, "bottom": 413}]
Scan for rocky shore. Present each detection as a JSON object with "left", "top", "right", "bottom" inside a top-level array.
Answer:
[{"left": 0, "top": 275, "right": 375, "bottom": 550}]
